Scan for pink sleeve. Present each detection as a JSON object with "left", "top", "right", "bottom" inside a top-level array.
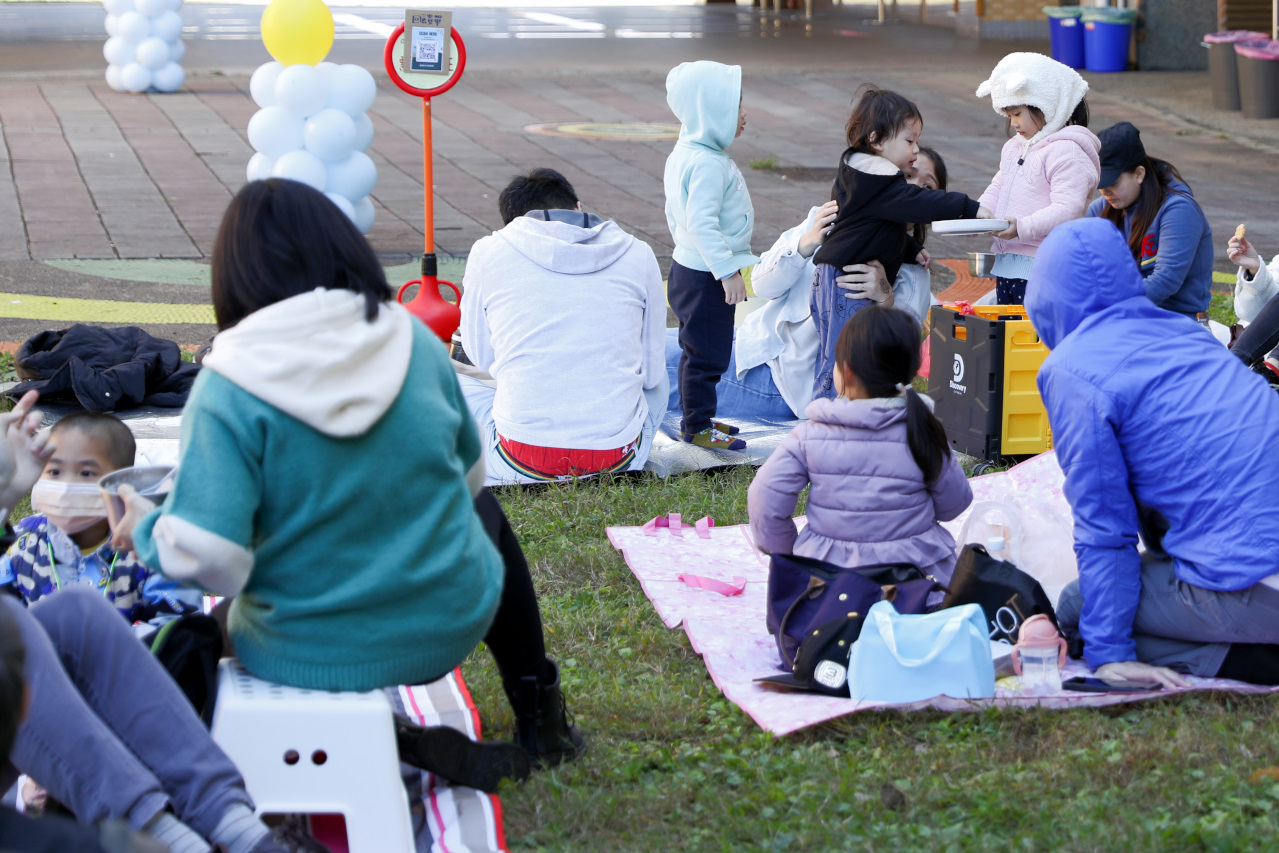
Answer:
[
  {"left": 978, "top": 139, "right": 1014, "bottom": 213},
  {"left": 1015, "top": 144, "right": 1100, "bottom": 243}
]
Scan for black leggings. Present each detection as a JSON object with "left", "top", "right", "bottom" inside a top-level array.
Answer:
[
  {"left": 1233, "top": 292, "right": 1279, "bottom": 368},
  {"left": 474, "top": 488, "right": 550, "bottom": 684}
]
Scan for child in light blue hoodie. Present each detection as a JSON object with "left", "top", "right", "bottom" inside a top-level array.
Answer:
[{"left": 664, "top": 60, "right": 759, "bottom": 451}]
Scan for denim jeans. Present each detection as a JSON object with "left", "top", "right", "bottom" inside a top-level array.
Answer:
[
  {"left": 664, "top": 328, "right": 798, "bottom": 422},
  {"left": 1056, "top": 552, "right": 1279, "bottom": 677},
  {"left": 1, "top": 588, "right": 251, "bottom": 833}
]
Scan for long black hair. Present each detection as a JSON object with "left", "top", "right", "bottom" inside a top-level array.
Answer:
[
  {"left": 211, "top": 179, "right": 392, "bottom": 331},
  {"left": 835, "top": 305, "right": 950, "bottom": 484},
  {"left": 1099, "top": 157, "right": 1188, "bottom": 262}
]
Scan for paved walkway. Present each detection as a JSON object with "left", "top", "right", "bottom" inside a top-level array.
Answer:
[{"left": 1, "top": 5, "right": 1278, "bottom": 345}]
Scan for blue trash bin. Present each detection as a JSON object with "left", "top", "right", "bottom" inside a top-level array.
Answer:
[
  {"left": 1082, "top": 7, "right": 1137, "bottom": 73},
  {"left": 1044, "top": 7, "right": 1085, "bottom": 69}
]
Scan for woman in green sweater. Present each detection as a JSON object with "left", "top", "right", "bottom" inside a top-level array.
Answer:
[{"left": 115, "top": 179, "right": 582, "bottom": 792}]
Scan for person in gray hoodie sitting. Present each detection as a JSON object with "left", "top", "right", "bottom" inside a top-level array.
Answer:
[{"left": 457, "top": 169, "right": 668, "bottom": 484}]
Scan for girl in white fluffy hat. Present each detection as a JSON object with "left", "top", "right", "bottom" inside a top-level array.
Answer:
[{"left": 975, "top": 52, "right": 1100, "bottom": 305}]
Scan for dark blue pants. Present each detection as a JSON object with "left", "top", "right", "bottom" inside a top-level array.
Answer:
[
  {"left": 810, "top": 262, "right": 872, "bottom": 401},
  {"left": 996, "top": 276, "right": 1027, "bottom": 306},
  {"left": 668, "top": 260, "right": 735, "bottom": 434}
]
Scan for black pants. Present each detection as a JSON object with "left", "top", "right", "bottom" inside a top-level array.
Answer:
[
  {"left": 474, "top": 488, "right": 550, "bottom": 685},
  {"left": 1234, "top": 292, "right": 1279, "bottom": 368},
  {"left": 668, "top": 260, "right": 734, "bottom": 434},
  {"left": 996, "top": 276, "right": 1027, "bottom": 306}
]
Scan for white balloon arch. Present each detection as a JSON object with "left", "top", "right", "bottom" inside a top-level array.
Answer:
[
  {"left": 246, "top": 61, "right": 379, "bottom": 235},
  {"left": 102, "top": 0, "right": 185, "bottom": 93}
]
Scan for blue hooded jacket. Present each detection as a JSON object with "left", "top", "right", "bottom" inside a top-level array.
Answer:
[
  {"left": 1085, "top": 180, "right": 1213, "bottom": 316},
  {"left": 663, "top": 61, "right": 759, "bottom": 280},
  {"left": 1026, "top": 219, "right": 1279, "bottom": 669}
]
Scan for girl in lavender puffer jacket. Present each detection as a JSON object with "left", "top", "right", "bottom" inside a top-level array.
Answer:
[{"left": 747, "top": 306, "right": 972, "bottom": 585}]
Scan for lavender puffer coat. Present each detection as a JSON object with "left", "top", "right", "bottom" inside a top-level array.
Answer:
[{"left": 747, "top": 395, "right": 973, "bottom": 584}]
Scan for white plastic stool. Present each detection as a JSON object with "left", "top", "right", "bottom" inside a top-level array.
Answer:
[{"left": 210, "top": 660, "right": 415, "bottom": 853}]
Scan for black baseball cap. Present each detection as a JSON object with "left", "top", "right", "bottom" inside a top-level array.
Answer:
[{"left": 1097, "top": 122, "right": 1146, "bottom": 190}]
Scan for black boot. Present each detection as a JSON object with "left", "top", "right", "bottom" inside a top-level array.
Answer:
[
  {"left": 505, "top": 660, "right": 586, "bottom": 768},
  {"left": 394, "top": 718, "right": 530, "bottom": 793}
]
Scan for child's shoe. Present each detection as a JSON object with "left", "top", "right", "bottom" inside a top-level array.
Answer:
[
  {"left": 712, "top": 420, "right": 741, "bottom": 435},
  {"left": 682, "top": 426, "right": 746, "bottom": 451},
  {"left": 504, "top": 660, "right": 587, "bottom": 768}
]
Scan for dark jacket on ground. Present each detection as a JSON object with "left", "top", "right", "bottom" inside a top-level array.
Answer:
[
  {"left": 9, "top": 325, "right": 199, "bottom": 412},
  {"left": 813, "top": 150, "right": 980, "bottom": 282}
]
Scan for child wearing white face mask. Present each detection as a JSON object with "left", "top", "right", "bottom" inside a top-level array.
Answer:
[{"left": 0, "top": 413, "right": 199, "bottom": 630}]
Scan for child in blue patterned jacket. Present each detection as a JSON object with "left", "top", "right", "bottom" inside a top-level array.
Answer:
[{"left": 0, "top": 413, "right": 199, "bottom": 632}]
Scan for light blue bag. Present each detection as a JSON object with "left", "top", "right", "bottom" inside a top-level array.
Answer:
[{"left": 847, "top": 601, "right": 996, "bottom": 704}]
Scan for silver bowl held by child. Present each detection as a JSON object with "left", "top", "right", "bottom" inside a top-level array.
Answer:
[{"left": 969, "top": 252, "right": 997, "bottom": 279}]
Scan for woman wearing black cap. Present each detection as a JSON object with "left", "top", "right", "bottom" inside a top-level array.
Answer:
[{"left": 1086, "top": 122, "right": 1214, "bottom": 317}]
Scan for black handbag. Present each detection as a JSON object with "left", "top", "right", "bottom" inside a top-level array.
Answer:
[
  {"left": 939, "top": 544, "right": 1057, "bottom": 644},
  {"left": 758, "top": 552, "right": 944, "bottom": 696}
]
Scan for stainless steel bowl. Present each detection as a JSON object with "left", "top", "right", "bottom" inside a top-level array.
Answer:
[{"left": 968, "top": 252, "right": 997, "bottom": 278}]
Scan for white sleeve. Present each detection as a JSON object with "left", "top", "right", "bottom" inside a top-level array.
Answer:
[
  {"left": 152, "top": 514, "right": 255, "bottom": 597},
  {"left": 749, "top": 208, "right": 819, "bottom": 300},
  {"left": 459, "top": 248, "right": 496, "bottom": 372},
  {"left": 1235, "top": 254, "right": 1279, "bottom": 324},
  {"left": 891, "top": 264, "right": 932, "bottom": 326}
]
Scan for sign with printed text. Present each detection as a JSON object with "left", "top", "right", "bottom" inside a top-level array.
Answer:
[{"left": 403, "top": 9, "right": 452, "bottom": 75}]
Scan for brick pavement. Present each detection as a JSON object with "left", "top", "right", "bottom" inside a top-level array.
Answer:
[{"left": 1, "top": 67, "right": 1278, "bottom": 271}]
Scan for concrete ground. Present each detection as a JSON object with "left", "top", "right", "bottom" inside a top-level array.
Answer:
[{"left": 1, "top": 1, "right": 1277, "bottom": 347}]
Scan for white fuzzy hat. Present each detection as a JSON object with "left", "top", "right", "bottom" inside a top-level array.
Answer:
[{"left": 976, "top": 52, "right": 1089, "bottom": 147}]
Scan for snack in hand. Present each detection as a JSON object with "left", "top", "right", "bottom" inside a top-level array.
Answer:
[{"left": 1235, "top": 223, "right": 1247, "bottom": 241}]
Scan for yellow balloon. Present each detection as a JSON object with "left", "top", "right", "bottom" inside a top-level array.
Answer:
[{"left": 261, "top": 0, "right": 334, "bottom": 66}]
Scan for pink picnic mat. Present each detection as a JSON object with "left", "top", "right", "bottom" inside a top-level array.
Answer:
[{"left": 607, "top": 453, "right": 1278, "bottom": 735}]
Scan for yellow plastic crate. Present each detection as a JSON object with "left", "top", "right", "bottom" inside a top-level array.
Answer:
[{"left": 969, "top": 305, "right": 1052, "bottom": 457}]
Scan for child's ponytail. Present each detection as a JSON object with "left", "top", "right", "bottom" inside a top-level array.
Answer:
[
  {"left": 903, "top": 385, "right": 949, "bottom": 485},
  {"left": 834, "top": 306, "right": 952, "bottom": 484}
]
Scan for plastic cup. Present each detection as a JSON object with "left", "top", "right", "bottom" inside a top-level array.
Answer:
[
  {"left": 1017, "top": 646, "right": 1062, "bottom": 696},
  {"left": 99, "top": 465, "right": 175, "bottom": 531}
]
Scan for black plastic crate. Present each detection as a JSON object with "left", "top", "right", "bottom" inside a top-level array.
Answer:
[{"left": 927, "top": 306, "right": 1004, "bottom": 460}]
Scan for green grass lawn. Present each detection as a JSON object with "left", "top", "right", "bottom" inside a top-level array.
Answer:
[
  {"left": 472, "top": 469, "right": 1279, "bottom": 852},
  {"left": 6, "top": 293, "right": 1278, "bottom": 849}
]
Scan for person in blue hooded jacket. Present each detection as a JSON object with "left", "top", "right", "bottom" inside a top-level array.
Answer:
[
  {"left": 1085, "top": 122, "right": 1213, "bottom": 317},
  {"left": 663, "top": 60, "right": 759, "bottom": 451},
  {"left": 1027, "top": 218, "right": 1279, "bottom": 688}
]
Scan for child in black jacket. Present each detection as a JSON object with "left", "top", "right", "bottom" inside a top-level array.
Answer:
[{"left": 810, "top": 86, "right": 982, "bottom": 400}]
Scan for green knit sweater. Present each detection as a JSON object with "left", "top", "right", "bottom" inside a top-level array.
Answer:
[{"left": 134, "top": 323, "right": 503, "bottom": 691}]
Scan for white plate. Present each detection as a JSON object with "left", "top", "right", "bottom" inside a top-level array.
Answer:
[{"left": 932, "top": 218, "right": 1009, "bottom": 235}]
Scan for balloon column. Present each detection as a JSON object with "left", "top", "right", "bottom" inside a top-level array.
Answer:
[
  {"left": 102, "top": 0, "right": 186, "bottom": 93},
  {"left": 247, "top": 0, "right": 378, "bottom": 234}
]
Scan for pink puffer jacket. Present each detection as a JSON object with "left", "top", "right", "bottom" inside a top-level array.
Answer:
[
  {"left": 747, "top": 396, "right": 973, "bottom": 584},
  {"left": 979, "top": 125, "right": 1101, "bottom": 257}
]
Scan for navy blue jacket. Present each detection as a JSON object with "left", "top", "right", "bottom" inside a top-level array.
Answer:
[
  {"left": 1085, "top": 180, "right": 1213, "bottom": 316},
  {"left": 1026, "top": 219, "right": 1279, "bottom": 669}
]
